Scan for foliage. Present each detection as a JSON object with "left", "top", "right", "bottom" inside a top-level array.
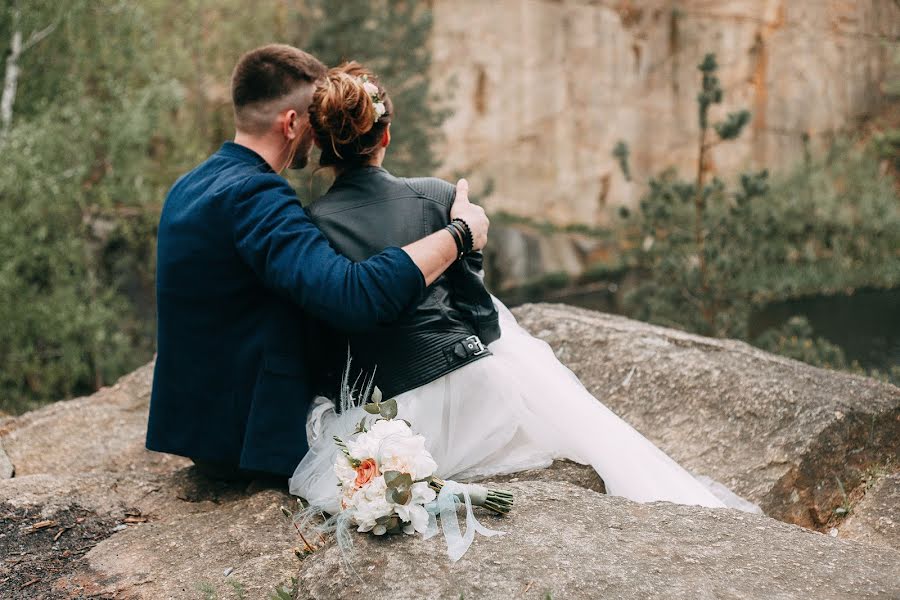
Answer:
[
  {"left": 612, "top": 140, "right": 631, "bottom": 182},
  {"left": 271, "top": 578, "right": 299, "bottom": 600},
  {"left": 292, "top": 0, "right": 445, "bottom": 200},
  {"left": 0, "top": 0, "right": 444, "bottom": 413},
  {"left": 753, "top": 316, "right": 850, "bottom": 371},
  {"left": 617, "top": 53, "right": 900, "bottom": 376}
]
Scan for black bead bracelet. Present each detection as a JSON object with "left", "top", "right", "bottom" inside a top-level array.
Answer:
[{"left": 450, "top": 218, "right": 474, "bottom": 254}]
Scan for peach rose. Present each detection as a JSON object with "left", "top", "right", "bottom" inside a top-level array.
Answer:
[{"left": 355, "top": 458, "right": 379, "bottom": 487}]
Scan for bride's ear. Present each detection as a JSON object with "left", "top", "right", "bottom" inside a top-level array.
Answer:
[{"left": 381, "top": 125, "right": 391, "bottom": 148}]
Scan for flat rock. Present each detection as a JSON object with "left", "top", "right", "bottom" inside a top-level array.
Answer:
[
  {"left": 76, "top": 487, "right": 299, "bottom": 600},
  {"left": 512, "top": 304, "right": 900, "bottom": 529},
  {"left": 839, "top": 471, "right": 900, "bottom": 551},
  {"left": 297, "top": 481, "right": 900, "bottom": 600},
  {"left": 0, "top": 362, "right": 189, "bottom": 478},
  {"left": 3, "top": 305, "right": 899, "bottom": 598}
]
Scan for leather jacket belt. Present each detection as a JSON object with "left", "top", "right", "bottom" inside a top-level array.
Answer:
[{"left": 349, "top": 331, "right": 492, "bottom": 400}]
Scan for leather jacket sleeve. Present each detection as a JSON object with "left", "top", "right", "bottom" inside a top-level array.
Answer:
[
  {"left": 412, "top": 178, "right": 502, "bottom": 345},
  {"left": 444, "top": 251, "right": 501, "bottom": 345}
]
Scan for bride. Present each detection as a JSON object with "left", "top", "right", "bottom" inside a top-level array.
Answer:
[{"left": 289, "top": 62, "right": 752, "bottom": 514}]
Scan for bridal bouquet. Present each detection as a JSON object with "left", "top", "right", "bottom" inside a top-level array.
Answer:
[{"left": 332, "top": 389, "right": 514, "bottom": 539}]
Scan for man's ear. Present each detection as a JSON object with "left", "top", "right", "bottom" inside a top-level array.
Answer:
[
  {"left": 283, "top": 109, "right": 299, "bottom": 140},
  {"left": 381, "top": 125, "right": 391, "bottom": 148}
]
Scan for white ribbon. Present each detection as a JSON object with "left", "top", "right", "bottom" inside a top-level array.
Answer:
[{"left": 422, "top": 480, "right": 505, "bottom": 561}]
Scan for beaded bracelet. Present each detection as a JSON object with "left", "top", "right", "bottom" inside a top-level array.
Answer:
[{"left": 450, "top": 218, "right": 474, "bottom": 254}]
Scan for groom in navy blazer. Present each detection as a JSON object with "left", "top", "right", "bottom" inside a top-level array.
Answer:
[{"left": 146, "top": 45, "right": 488, "bottom": 479}]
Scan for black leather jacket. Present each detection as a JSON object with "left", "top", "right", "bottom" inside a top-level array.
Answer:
[{"left": 306, "top": 166, "right": 500, "bottom": 399}]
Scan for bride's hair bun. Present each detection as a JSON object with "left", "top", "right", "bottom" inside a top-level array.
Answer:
[{"left": 309, "top": 61, "right": 392, "bottom": 168}]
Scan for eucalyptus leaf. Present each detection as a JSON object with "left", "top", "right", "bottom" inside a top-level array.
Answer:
[
  {"left": 363, "top": 402, "right": 381, "bottom": 415},
  {"left": 394, "top": 488, "right": 412, "bottom": 505},
  {"left": 380, "top": 398, "right": 398, "bottom": 420},
  {"left": 383, "top": 470, "right": 403, "bottom": 488},
  {"left": 392, "top": 472, "right": 413, "bottom": 491}
]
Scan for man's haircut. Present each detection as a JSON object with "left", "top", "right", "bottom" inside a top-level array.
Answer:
[{"left": 231, "top": 44, "right": 326, "bottom": 135}]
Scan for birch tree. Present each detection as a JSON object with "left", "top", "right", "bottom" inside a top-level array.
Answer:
[{"left": 1, "top": 0, "right": 57, "bottom": 138}]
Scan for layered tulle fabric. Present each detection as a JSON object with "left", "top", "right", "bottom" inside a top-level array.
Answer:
[{"left": 290, "top": 297, "right": 757, "bottom": 514}]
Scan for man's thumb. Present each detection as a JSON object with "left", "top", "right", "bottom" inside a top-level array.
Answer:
[{"left": 455, "top": 178, "right": 470, "bottom": 204}]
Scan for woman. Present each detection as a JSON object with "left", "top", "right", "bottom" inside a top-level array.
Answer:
[{"left": 289, "top": 62, "right": 753, "bottom": 514}]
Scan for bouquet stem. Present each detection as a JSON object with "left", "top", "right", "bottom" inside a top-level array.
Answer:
[{"left": 429, "top": 477, "right": 514, "bottom": 515}]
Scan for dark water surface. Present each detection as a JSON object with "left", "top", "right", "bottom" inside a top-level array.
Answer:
[
  {"left": 748, "top": 288, "right": 900, "bottom": 373},
  {"left": 512, "top": 285, "right": 900, "bottom": 374}
]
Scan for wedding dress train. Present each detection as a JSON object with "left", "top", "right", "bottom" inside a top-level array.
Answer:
[{"left": 290, "top": 298, "right": 757, "bottom": 514}]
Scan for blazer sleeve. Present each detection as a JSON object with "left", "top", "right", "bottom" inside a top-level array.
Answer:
[{"left": 232, "top": 173, "right": 425, "bottom": 331}]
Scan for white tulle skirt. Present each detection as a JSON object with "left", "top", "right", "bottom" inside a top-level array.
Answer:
[{"left": 290, "top": 298, "right": 757, "bottom": 514}]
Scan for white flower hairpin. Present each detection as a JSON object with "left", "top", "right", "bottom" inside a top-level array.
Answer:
[{"left": 359, "top": 75, "right": 386, "bottom": 123}]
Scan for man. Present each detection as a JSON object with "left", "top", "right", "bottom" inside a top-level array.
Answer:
[{"left": 146, "top": 44, "right": 489, "bottom": 479}]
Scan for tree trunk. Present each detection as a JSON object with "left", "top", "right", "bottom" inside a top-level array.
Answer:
[
  {"left": 1, "top": 4, "right": 23, "bottom": 138},
  {"left": 694, "top": 126, "right": 714, "bottom": 331},
  {"left": 1, "top": 2, "right": 58, "bottom": 139}
]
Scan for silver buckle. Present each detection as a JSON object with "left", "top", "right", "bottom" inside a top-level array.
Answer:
[{"left": 464, "top": 335, "right": 487, "bottom": 356}]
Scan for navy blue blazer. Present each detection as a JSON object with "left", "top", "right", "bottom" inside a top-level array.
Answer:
[{"left": 146, "top": 142, "right": 425, "bottom": 476}]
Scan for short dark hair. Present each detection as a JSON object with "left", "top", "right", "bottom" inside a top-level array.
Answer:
[{"left": 231, "top": 44, "right": 326, "bottom": 134}]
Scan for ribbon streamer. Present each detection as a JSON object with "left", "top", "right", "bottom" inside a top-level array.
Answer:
[{"left": 423, "top": 480, "right": 505, "bottom": 561}]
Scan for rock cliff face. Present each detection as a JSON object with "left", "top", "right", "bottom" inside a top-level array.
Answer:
[
  {"left": 429, "top": 0, "right": 900, "bottom": 226},
  {"left": 1, "top": 304, "right": 898, "bottom": 599}
]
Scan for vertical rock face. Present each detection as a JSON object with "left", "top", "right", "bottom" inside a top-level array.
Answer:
[{"left": 430, "top": 0, "right": 900, "bottom": 226}]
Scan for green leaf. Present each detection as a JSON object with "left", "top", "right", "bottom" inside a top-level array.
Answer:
[
  {"left": 383, "top": 470, "right": 403, "bottom": 488},
  {"left": 363, "top": 402, "right": 381, "bottom": 414},
  {"left": 379, "top": 398, "right": 398, "bottom": 420},
  {"left": 393, "top": 488, "right": 411, "bottom": 505}
]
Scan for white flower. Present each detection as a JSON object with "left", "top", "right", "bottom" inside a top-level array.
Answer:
[
  {"left": 348, "top": 475, "right": 393, "bottom": 532},
  {"left": 374, "top": 102, "right": 386, "bottom": 119},
  {"left": 362, "top": 81, "right": 379, "bottom": 97},
  {"left": 378, "top": 434, "right": 437, "bottom": 481},
  {"left": 334, "top": 457, "right": 358, "bottom": 488},
  {"left": 393, "top": 481, "right": 437, "bottom": 534},
  {"left": 335, "top": 418, "right": 440, "bottom": 537},
  {"left": 345, "top": 423, "right": 387, "bottom": 461}
]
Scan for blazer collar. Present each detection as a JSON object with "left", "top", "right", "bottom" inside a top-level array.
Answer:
[{"left": 218, "top": 141, "right": 275, "bottom": 172}]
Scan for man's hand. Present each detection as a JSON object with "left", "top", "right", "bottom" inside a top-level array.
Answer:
[{"left": 450, "top": 179, "right": 489, "bottom": 251}]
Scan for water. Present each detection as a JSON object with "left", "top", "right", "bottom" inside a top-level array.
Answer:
[
  {"left": 748, "top": 288, "right": 900, "bottom": 373},
  {"left": 508, "top": 284, "right": 900, "bottom": 374}
]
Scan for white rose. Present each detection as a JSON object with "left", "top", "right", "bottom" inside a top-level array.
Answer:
[{"left": 374, "top": 102, "right": 386, "bottom": 119}]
